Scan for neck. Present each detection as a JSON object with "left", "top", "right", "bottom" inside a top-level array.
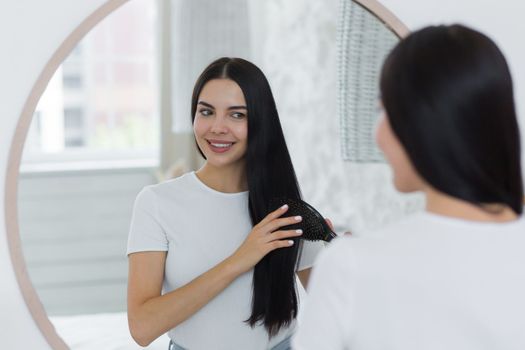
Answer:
[
  {"left": 424, "top": 187, "right": 518, "bottom": 222},
  {"left": 195, "top": 162, "right": 247, "bottom": 193}
]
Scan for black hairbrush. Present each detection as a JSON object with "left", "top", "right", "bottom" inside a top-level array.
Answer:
[{"left": 269, "top": 197, "right": 337, "bottom": 242}]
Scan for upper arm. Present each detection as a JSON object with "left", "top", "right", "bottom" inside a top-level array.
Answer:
[
  {"left": 127, "top": 187, "right": 169, "bottom": 310},
  {"left": 127, "top": 187, "right": 169, "bottom": 255},
  {"left": 127, "top": 251, "right": 167, "bottom": 311}
]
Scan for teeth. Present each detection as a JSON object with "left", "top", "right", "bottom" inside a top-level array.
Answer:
[{"left": 211, "top": 143, "right": 232, "bottom": 148}]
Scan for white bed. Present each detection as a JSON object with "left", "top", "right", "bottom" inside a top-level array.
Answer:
[{"left": 50, "top": 312, "right": 170, "bottom": 350}]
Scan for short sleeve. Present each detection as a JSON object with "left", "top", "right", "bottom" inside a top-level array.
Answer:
[
  {"left": 127, "top": 186, "right": 168, "bottom": 255},
  {"left": 296, "top": 240, "right": 325, "bottom": 271},
  {"left": 292, "top": 237, "right": 355, "bottom": 350}
]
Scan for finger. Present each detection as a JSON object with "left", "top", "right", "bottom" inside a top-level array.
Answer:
[
  {"left": 264, "top": 215, "right": 302, "bottom": 233},
  {"left": 257, "top": 204, "right": 289, "bottom": 227},
  {"left": 325, "top": 218, "right": 334, "bottom": 231},
  {"left": 266, "top": 239, "right": 295, "bottom": 253},
  {"left": 266, "top": 229, "right": 303, "bottom": 242}
]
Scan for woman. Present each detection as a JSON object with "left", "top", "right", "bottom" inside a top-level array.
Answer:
[
  {"left": 127, "top": 57, "right": 324, "bottom": 349},
  {"left": 293, "top": 25, "right": 525, "bottom": 349}
]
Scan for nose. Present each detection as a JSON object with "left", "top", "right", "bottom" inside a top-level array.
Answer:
[{"left": 210, "top": 114, "right": 228, "bottom": 134}]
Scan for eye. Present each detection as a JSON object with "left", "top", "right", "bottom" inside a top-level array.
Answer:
[
  {"left": 199, "top": 108, "right": 213, "bottom": 117},
  {"left": 231, "top": 112, "right": 246, "bottom": 120}
]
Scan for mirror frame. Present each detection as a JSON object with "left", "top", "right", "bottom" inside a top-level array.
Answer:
[
  {"left": 3, "top": 0, "right": 408, "bottom": 348},
  {"left": 5, "top": 1, "right": 130, "bottom": 348}
]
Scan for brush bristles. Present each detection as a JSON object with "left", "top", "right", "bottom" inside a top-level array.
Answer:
[{"left": 269, "top": 197, "right": 332, "bottom": 242}]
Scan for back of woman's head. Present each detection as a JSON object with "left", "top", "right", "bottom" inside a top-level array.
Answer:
[
  {"left": 192, "top": 57, "right": 303, "bottom": 336},
  {"left": 380, "top": 24, "right": 523, "bottom": 214}
]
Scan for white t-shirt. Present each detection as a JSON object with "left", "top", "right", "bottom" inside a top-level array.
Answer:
[
  {"left": 127, "top": 172, "right": 324, "bottom": 350},
  {"left": 293, "top": 211, "right": 525, "bottom": 350}
]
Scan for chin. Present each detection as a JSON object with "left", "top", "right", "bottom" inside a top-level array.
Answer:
[{"left": 207, "top": 156, "right": 244, "bottom": 168}]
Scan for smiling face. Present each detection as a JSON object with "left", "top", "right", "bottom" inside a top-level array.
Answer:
[{"left": 193, "top": 78, "right": 248, "bottom": 170}]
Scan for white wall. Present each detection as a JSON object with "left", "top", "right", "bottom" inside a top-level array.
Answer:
[
  {"left": 1, "top": 0, "right": 524, "bottom": 348},
  {"left": 18, "top": 168, "right": 156, "bottom": 316}
]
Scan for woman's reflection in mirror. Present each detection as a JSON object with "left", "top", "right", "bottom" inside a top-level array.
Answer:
[{"left": 127, "top": 57, "right": 326, "bottom": 350}]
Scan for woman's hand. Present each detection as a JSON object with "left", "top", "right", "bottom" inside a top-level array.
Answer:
[
  {"left": 325, "top": 218, "right": 352, "bottom": 236},
  {"left": 325, "top": 218, "right": 334, "bottom": 231},
  {"left": 228, "top": 204, "right": 303, "bottom": 274}
]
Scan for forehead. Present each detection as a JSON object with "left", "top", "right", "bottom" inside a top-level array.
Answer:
[{"left": 198, "top": 79, "right": 246, "bottom": 107}]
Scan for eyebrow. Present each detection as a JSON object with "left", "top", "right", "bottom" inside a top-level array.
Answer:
[{"left": 198, "top": 101, "right": 247, "bottom": 110}]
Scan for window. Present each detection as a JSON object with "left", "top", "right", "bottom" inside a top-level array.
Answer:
[{"left": 21, "top": 0, "right": 159, "bottom": 171}]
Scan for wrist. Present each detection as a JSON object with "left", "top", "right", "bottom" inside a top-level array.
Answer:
[{"left": 223, "top": 255, "right": 246, "bottom": 278}]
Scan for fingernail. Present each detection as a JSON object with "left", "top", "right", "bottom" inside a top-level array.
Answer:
[
  {"left": 288, "top": 240, "right": 294, "bottom": 245},
  {"left": 294, "top": 216, "right": 302, "bottom": 221},
  {"left": 296, "top": 229, "right": 303, "bottom": 234},
  {"left": 281, "top": 204, "right": 288, "bottom": 210}
]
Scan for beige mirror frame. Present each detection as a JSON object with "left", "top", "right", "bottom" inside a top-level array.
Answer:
[
  {"left": 3, "top": 0, "right": 408, "bottom": 348},
  {"left": 354, "top": 0, "right": 409, "bottom": 37}
]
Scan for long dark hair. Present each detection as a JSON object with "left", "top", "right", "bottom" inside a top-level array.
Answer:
[
  {"left": 380, "top": 24, "right": 523, "bottom": 214},
  {"left": 191, "top": 57, "right": 303, "bottom": 336}
]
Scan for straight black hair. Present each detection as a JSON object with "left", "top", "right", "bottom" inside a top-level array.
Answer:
[
  {"left": 191, "top": 57, "right": 303, "bottom": 336},
  {"left": 380, "top": 24, "right": 523, "bottom": 214}
]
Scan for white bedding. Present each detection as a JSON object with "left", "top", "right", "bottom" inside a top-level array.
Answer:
[{"left": 50, "top": 312, "right": 170, "bottom": 350}]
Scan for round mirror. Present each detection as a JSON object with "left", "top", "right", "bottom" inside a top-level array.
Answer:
[
  {"left": 18, "top": 1, "right": 167, "bottom": 348},
  {"left": 9, "top": 0, "right": 415, "bottom": 348}
]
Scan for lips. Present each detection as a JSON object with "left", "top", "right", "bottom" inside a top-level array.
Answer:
[{"left": 206, "top": 139, "right": 235, "bottom": 153}]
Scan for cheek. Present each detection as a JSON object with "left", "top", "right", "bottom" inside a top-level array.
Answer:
[
  {"left": 193, "top": 116, "right": 207, "bottom": 137},
  {"left": 390, "top": 144, "right": 423, "bottom": 192},
  {"left": 375, "top": 116, "right": 391, "bottom": 157},
  {"left": 233, "top": 122, "right": 248, "bottom": 142},
  {"left": 375, "top": 117, "right": 421, "bottom": 192}
]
